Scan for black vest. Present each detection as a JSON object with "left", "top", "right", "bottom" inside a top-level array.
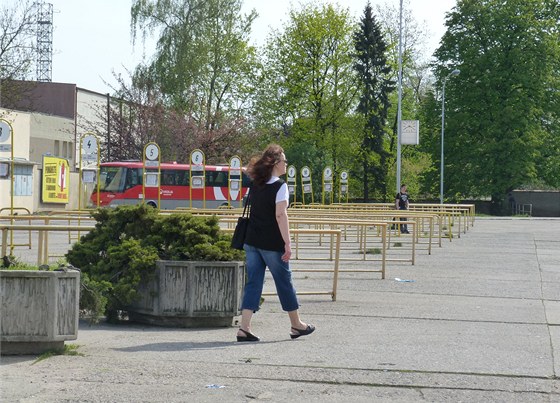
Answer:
[{"left": 245, "top": 180, "right": 285, "bottom": 252}]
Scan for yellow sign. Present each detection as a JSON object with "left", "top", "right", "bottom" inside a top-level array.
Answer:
[{"left": 42, "top": 156, "right": 70, "bottom": 203}]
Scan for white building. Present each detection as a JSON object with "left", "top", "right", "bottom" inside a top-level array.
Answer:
[{"left": 0, "top": 81, "right": 110, "bottom": 214}]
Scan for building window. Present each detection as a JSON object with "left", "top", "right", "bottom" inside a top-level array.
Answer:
[
  {"left": 62, "top": 141, "right": 68, "bottom": 158},
  {"left": 68, "top": 142, "right": 73, "bottom": 159},
  {"left": 54, "top": 140, "right": 60, "bottom": 156},
  {"left": 0, "top": 162, "right": 9, "bottom": 178},
  {"left": 14, "top": 165, "right": 33, "bottom": 196}
]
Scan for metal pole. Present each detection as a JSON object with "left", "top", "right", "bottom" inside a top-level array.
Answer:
[
  {"left": 7, "top": 119, "right": 15, "bottom": 254},
  {"left": 440, "top": 69, "right": 460, "bottom": 204},
  {"left": 396, "top": 0, "right": 404, "bottom": 194},
  {"left": 440, "top": 79, "right": 446, "bottom": 204},
  {"left": 106, "top": 93, "right": 111, "bottom": 160}
]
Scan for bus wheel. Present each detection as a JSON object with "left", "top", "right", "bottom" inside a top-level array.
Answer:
[{"left": 147, "top": 201, "right": 157, "bottom": 208}]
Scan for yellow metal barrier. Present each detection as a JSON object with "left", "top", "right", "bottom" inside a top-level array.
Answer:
[
  {"left": 1, "top": 224, "right": 95, "bottom": 266},
  {"left": 291, "top": 204, "right": 459, "bottom": 242},
  {"left": 46, "top": 210, "right": 96, "bottom": 243},
  {"left": 287, "top": 209, "right": 436, "bottom": 252},
  {"left": 222, "top": 216, "right": 392, "bottom": 273},
  {"left": 0, "top": 208, "right": 33, "bottom": 252},
  {"left": 197, "top": 227, "right": 345, "bottom": 300}
]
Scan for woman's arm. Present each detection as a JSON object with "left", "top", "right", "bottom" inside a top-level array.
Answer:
[{"left": 275, "top": 200, "right": 291, "bottom": 262}]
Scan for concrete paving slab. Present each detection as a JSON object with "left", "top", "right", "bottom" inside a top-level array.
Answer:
[
  {"left": 310, "top": 290, "right": 548, "bottom": 324},
  {"left": 551, "top": 326, "right": 560, "bottom": 383},
  {"left": 543, "top": 283, "right": 560, "bottom": 301},
  {"left": 347, "top": 276, "right": 545, "bottom": 300},
  {"left": 2, "top": 217, "right": 560, "bottom": 402},
  {"left": 545, "top": 301, "right": 560, "bottom": 325}
]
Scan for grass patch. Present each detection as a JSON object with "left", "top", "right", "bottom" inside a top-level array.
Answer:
[
  {"left": 2, "top": 256, "right": 69, "bottom": 271},
  {"left": 393, "top": 242, "right": 403, "bottom": 247},
  {"left": 2, "top": 256, "right": 38, "bottom": 270},
  {"left": 33, "top": 344, "right": 84, "bottom": 364},
  {"left": 365, "top": 248, "right": 382, "bottom": 255}
]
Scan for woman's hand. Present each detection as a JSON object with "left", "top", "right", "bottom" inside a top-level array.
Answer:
[{"left": 281, "top": 245, "right": 292, "bottom": 262}]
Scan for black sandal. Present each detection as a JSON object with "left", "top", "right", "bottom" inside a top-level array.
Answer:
[
  {"left": 290, "top": 324, "right": 316, "bottom": 339},
  {"left": 237, "top": 328, "right": 260, "bottom": 342}
]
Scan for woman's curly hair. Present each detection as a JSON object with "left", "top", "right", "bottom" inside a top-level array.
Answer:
[{"left": 247, "top": 144, "right": 284, "bottom": 187}]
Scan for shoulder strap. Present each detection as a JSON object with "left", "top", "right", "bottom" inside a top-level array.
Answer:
[{"left": 242, "top": 185, "right": 252, "bottom": 218}]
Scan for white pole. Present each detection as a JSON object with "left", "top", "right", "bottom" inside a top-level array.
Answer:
[
  {"left": 440, "top": 80, "right": 447, "bottom": 204},
  {"left": 396, "top": 0, "right": 404, "bottom": 194}
]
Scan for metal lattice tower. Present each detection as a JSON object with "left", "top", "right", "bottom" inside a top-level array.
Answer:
[{"left": 35, "top": 1, "right": 53, "bottom": 82}]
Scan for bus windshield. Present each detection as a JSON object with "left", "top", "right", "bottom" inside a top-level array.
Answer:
[{"left": 99, "top": 166, "right": 125, "bottom": 192}]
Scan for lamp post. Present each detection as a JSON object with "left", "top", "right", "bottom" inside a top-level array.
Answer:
[
  {"left": 395, "top": 0, "right": 404, "bottom": 194},
  {"left": 440, "top": 69, "right": 460, "bottom": 204}
]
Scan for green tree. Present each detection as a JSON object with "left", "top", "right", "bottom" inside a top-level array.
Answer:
[
  {"left": 91, "top": 0, "right": 261, "bottom": 164},
  {"left": 432, "top": 0, "right": 560, "bottom": 211},
  {"left": 256, "top": 3, "right": 357, "bottom": 197},
  {"left": 353, "top": 3, "right": 395, "bottom": 201},
  {"left": 131, "top": 0, "right": 258, "bottom": 128}
]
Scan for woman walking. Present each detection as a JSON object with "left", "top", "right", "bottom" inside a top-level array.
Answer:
[{"left": 236, "top": 144, "right": 315, "bottom": 342}]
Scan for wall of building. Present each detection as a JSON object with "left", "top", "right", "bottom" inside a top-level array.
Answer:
[
  {"left": 0, "top": 110, "right": 31, "bottom": 160},
  {"left": 0, "top": 108, "right": 83, "bottom": 215},
  {"left": 77, "top": 89, "right": 107, "bottom": 131},
  {"left": 0, "top": 110, "right": 34, "bottom": 214},
  {"left": 3, "top": 81, "right": 76, "bottom": 120},
  {"left": 29, "top": 113, "right": 75, "bottom": 166},
  {"left": 511, "top": 190, "right": 560, "bottom": 217},
  {"left": 75, "top": 89, "right": 107, "bottom": 167},
  {"left": 0, "top": 83, "right": 110, "bottom": 215}
]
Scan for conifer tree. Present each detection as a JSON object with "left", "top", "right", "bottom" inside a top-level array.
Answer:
[{"left": 353, "top": 3, "right": 395, "bottom": 201}]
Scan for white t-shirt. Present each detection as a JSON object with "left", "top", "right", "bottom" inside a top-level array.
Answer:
[{"left": 266, "top": 176, "right": 289, "bottom": 204}]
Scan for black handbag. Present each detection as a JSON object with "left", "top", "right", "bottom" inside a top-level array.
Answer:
[{"left": 231, "top": 192, "right": 250, "bottom": 250}]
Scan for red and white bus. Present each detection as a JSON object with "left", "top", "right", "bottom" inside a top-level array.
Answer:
[{"left": 89, "top": 161, "right": 250, "bottom": 209}]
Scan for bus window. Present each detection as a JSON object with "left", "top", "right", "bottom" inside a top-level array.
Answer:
[
  {"left": 241, "top": 172, "right": 251, "bottom": 187},
  {"left": 161, "top": 170, "right": 176, "bottom": 186},
  {"left": 207, "top": 171, "right": 228, "bottom": 187},
  {"left": 178, "top": 170, "right": 189, "bottom": 186},
  {"left": 125, "top": 168, "right": 141, "bottom": 190},
  {"left": 99, "top": 167, "right": 125, "bottom": 192},
  {"left": 161, "top": 169, "right": 189, "bottom": 186}
]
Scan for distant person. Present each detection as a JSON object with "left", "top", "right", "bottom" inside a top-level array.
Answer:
[
  {"left": 236, "top": 144, "right": 315, "bottom": 342},
  {"left": 508, "top": 192, "right": 516, "bottom": 214},
  {"left": 395, "top": 184, "right": 410, "bottom": 234}
]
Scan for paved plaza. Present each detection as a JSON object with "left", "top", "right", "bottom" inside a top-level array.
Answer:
[{"left": 1, "top": 217, "right": 560, "bottom": 402}]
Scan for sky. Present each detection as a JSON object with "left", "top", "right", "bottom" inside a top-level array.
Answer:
[{"left": 28, "top": 0, "right": 456, "bottom": 94}]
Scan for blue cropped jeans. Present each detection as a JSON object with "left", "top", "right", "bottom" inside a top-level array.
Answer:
[{"left": 241, "top": 244, "right": 300, "bottom": 312}]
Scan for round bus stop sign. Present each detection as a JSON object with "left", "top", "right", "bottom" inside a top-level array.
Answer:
[
  {"left": 288, "top": 166, "right": 296, "bottom": 178},
  {"left": 0, "top": 121, "right": 11, "bottom": 143},
  {"left": 145, "top": 144, "right": 159, "bottom": 161},
  {"left": 82, "top": 134, "right": 98, "bottom": 154}
]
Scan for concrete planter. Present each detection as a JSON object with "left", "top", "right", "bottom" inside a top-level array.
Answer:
[
  {"left": 0, "top": 270, "right": 80, "bottom": 355},
  {"left": 127, "top": 260, "right": 245, "bottom": 327}
]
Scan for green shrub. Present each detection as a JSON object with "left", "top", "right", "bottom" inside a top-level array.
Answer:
[{"left": 66, "top": 204, "right": 244, "bottom": 322}]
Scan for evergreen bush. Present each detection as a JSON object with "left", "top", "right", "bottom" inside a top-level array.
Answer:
[{"left": 66, "top": 204, "right": 244, "bottom": 322}]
